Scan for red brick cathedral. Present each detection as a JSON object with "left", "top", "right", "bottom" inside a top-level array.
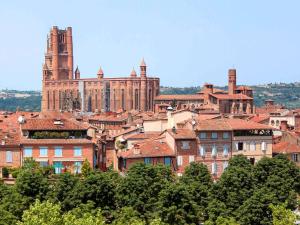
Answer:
[{"left": 41, "top": 26, "right": 160, "bottom": 113}]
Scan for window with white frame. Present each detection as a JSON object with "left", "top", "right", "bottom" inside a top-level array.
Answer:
[
  {"left": 6, "top": 151, "right": 12, "bottom": 163},
  {"left": 181, "top": 141, "right": 190, "bottom": 150},
  {"left": 189, "top": 155, "right": 195, "bottom": 163},
  {"left": 292, "top": 153, "right": 298, "bottom": 162},
  {"left": 211, "top": 145, "right": 217, "bottom": 157},
  {"left": 211, "top": 162, "right": 217, "bottom": 175},
  {"left": 250, "top": 142, "right": 256, "bottom": 151},
  {"left": 199, "top": 145, "right": 206, "bottom": 157},
  {"left": 24, "top": 147, "right": 32, "bottom": 157},
  {"left": 261, "top": 142, "right": 267, "bottom": 151},
  {"left": 74, "top": 147, "right": 82, "bottom": 156},
  {"left": 223, "top": 132, "right": 229, "bottom": 139},
  {"left": 199, "top": 132, "right": 206, "bottom": 139},
  {"left": 74, "top": 161, "right": 82, "bottom": 174},
  {"left": 223, "top": 161, "right": 229, "bottom": 171},
  {"left": 54, "top": 147, "right": 62, "bottom": 157},
  {"left": 39, "top": 147, "right": 48, "bottom": 157},
  {"left": 177, "top": 156, "right": 183, "bottom": 166},
  {"left": 211, "top": 132, "right": 218, "bottom": 139},
  {"left": 223, "top": 145, "right": 229, "bottom": 157}
]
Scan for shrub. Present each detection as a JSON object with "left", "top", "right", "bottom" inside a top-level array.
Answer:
[{"left": 2, "top": 167, "right": 9, "bottom": 178}]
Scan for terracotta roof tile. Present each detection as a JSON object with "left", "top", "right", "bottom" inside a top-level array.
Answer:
[
  {"left": 154, "top": 94, "right": 204, "bottom": 101},
  {"left": 125, "top": 131, "right": 161, "bottom": 140},
  {"left": 209, "top": 93, "right": 253, "bottom": 100},
  {"left": 273, "top": 141, "right": 300, "bottom": 154},
  {"left": 194, "top": 118, "right": 273, "bottom": 131},
  {"left": 167, "top": 129, "right": 196, "bottom": 139},
  {"left": 118, "top": 137, "right": 175, "bottom": 159},
  {"left": 21, "top": 118, "right": 89, "bottom": 131}
]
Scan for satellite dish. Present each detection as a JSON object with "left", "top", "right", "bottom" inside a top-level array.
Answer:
[
  {"left": 18, "top": 116, "right": 25, "bottom": 124},
  {"left": 191, "top": 120, "right": 196, "bottom": 126},
  {"left": 167, "top": 106, "right": 173, "bottom": 111}
]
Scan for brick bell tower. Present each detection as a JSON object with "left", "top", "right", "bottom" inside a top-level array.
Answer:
[
  {"left": 43, "top": 26, "right": 74, "bottom": 81},
  {"left": 228, "top": 68, "right": 236, "bottom": 95},
  {"left": 42, "top": 26, "right": 74, "bottom": 112}
]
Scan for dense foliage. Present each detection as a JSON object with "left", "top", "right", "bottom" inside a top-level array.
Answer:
[{"left": 0, "top": 154, "right": 299, "bottom": 225}]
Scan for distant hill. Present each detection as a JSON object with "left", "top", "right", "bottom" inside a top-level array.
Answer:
[{"left": 1, "top": 82, "right": 300, "bottom": 111}]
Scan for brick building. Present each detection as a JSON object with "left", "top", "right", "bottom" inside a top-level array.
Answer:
[
  {"left": 41, "top": 26, "right": 160, "bottom": 113},
  {"left": 154, "top": 69, "right": 254, "bottom": 114},
  {"left": 20, "top": 116, "right": 95, "bottom": 174}
]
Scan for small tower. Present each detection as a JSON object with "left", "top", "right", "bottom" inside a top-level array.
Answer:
[
  {"left": 228, "top": 68, "right": 237, "bottom": 95},
  {"left": 140, "top": 58, "right": 147, "bottom": 77},
  {"left": 97, "top": 67, "right": 104, "bottom": 79},
  {"left": 75, "top": 66, "right": 80, "bottom": 79},
  {"left": 130, "top": 68, "right": 137, "bottom": 77}
]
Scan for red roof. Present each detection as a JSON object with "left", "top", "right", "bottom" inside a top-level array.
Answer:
[
  {"left": 154, "top": 94, "right": 204, "bottom": 101},
  {"left": 125, "top": 131, "right": 161, "bottom": 140},
  {"left": 21, "top": 118, "right": 89, "bottom": 131},
  {"left": 194, "top": 118, "right": 272, "bottom": 131},
  {"left": 249, "top": 114, "right": 270, "bottom": 123},
  {"left": 167, "top": 129, "right": 197, "bottom": 139},
  {"left": 210, "top": 93, "right": 253, "bottom": 100},
  {"left": 118, "top": 138, "right": 175, "bottom": 159},
  {"left": 273, "top": 141, "right": 300, "bottom": 154}
]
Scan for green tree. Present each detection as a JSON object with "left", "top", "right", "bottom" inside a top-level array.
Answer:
[
  {"left": 208, "top": 155, "right": 254, "bottom": 220},
  {"left": 79, "top": 170, "right": 120, "bottom": 210},
  {"left": 81, "top": 159, "right": 92, "bottom": 177},
  {"left": 180, "top": 162, "right": 212, "bottom": 186},
  {"left": 48, "top": 172, "right": 81, "bottom": 211},
  {"left": 17, "top": 200, "right": 63, "bottom": 225},
  {"left": 15, "top": 168, "right": 49, "bottom": 200},
  {"left": 157, "top": 183, "right": 202, "bottom": 225},
  {"left": 63, "top": 210, "right": 105, "bottom": 225},
  {"left": 253, "top": 155, "right": 300, "bottom": 208},
  {"left": 112, "top": 207, "right": 145, "bottom": 225},
  {"left": 235, "top": 187, "right": 274, "bottom": 225},
  {"left": 116, "top": 163, "right": 174, "bottom": 219},
  {"left": 0, "top": 207, "right": 18, "bottom": 225},
  {"left": 270, "top": 203, "right": 296, "bottom": 225},
  {"left": 180, "top": 162, "right": 212, "bottom": 220}
]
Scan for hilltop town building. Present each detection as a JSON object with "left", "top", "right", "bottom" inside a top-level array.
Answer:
[
  {"left": 41, "top": 26, "right": 160, "bottom": 113},
  {"left": 154, "top": 69, "right": 254, "bottom": 114}
]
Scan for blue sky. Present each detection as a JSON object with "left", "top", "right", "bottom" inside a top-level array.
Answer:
[{"left": 0, "top": 0, "right": 300, "bottom": 90}]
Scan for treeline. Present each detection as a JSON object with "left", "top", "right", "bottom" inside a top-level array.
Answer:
[
  {"left": 0, "top": 155, "right": 299, "bottom": 225},
  {"left": 0, "top": 96, "right": 41, "bottom": 111}
]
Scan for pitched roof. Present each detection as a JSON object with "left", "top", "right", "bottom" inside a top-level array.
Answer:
[
  {"left": 209, "top": 93, "right": 253, "bottom": 100},
  {"left": 154, "top": 94, "right": 204, "bottom": 101},
  {"left": 118, "top": 137, "right": 175, "bottom": 159},
  {"left": 249, "top": 114, "right": 270, "bottom": 123},
  {"left": 125, "top": 131, "right": 161, "bottom": 140},
  {"left": 194, "top": 118, "right": 272, "bottom": 131},
  {"left": 273, "top": 141, "right": 300, "bottom": 154},
  {"left": 21, "top": 118, "right": 89, "bottom": 131},
  {"left": 166, "top": 129, "right": 197, "bottom": 139}
]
